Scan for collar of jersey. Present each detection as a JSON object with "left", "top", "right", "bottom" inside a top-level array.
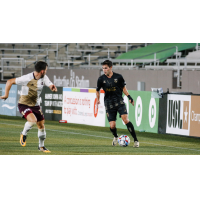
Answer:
[
  {"left": 105, "top": 72, "right": 114, "bottom": 79},
  {"left": 33, "top": 72, "right": 37, "bottom": 80},
  {"left": 33, "top": 72, "right": 43, "bottom": 80}
]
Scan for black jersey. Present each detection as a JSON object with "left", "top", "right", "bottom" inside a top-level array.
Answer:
[{"left": 96, "top": 72, "right": 126, "bottom": 108}]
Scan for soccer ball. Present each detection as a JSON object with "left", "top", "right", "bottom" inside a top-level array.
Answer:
[{"left": 118, "top": 135, "right": 130, "bottom": 147}]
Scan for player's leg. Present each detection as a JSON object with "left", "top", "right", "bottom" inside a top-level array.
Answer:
[
  {"left": 22, "top": 113, "right": 37, "bottom": 134},
  {"left": 119, "top": 105, "right": 139, "bottom": 147},
  {"left": 32, "top": 106, "right": 50, "bottom": 153},
  {"left": 110, "top": 121, "right": 118, "bottom": 146},
  {"left": 106, "top": 109, "right": 118, "bottom": 146},
  {"left": 18, "top": 104, "right": 37, "bottom": 147},
  {"left": 20, "top": 113, "right": 37, "bottom": 147},
  {"left": 109, "top": 121, "right": 118, "bottom": 136},
  {"left": 121, "top": 115, "right": 139, "bottom": 147},
  {"left": 36, "top": 120, "right": 50, "bottom": 153}
]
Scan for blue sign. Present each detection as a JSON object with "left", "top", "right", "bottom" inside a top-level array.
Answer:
[
  {"left": 0, "top": 84, "right": 17, "bottom": 116},
  {"left": 16, "top": 85, "right": 22, "bottom": 117}
]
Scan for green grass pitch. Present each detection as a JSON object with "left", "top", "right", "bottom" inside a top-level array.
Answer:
[{"left": 0, "top": 115, "right": 200, "bottom": 155}]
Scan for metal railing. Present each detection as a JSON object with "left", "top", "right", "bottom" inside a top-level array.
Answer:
[
  {"left": 1, "top": 58, "right": 24, "bottom": 80},
  {"left": 87, "top": 43, "right": 147, "bottom": 52}
]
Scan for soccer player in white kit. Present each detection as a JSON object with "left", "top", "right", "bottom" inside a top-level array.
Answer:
[{"left": 0, "top": 61, "right": 57, "bottom": 153}]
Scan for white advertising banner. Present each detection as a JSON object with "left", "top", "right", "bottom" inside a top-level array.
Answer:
[
  {"left": 166, "top": 94, "right": 191, "bottom": 136},
  {"left": 62, "top": 88, "right": 105, "bottom": 127}
]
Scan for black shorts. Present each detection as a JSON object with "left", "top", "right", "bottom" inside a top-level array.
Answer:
[
  {"left": 18, "top": 103, "right": 44, "bottom": 122},
  {"left": 106, "top": 104, "right": 128, "bottom": 122}
]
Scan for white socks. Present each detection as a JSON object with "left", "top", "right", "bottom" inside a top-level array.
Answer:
[
  {"left": 22, "top": 122, "right": 47, "bottom": 148},
  {"left": 22, "top": 122, "right": 35, "bottom": 136},
  {"left": 38, "top": 128, "right": 46, "bottom": 148}
]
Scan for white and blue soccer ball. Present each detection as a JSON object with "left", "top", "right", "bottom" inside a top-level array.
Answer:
[{"left": 118, "top": 135, "right": 130, "bottom": 147}]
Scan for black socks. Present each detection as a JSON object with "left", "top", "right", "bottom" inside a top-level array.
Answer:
[
  {"left": 110, "top": 128, "right": 118, "bottom": 138},
  {"left": 126, "top": 121, "right": 138, "bottom": 142},
  {"left": 110, "top": 122, "right": 138, "bottom": 142}
]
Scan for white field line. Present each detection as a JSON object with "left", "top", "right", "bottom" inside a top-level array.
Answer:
[
  {"left": 0, "top": 122, "right": 200, "bottom": 152},
  {"left": 0, "top": 122, "right": 112, "bottom": 139}
]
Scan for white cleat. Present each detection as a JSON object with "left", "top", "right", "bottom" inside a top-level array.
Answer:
[
  {"left": 112, "top": 137, "right": 118, "bottom": 146},
  {"left": 133, "top": 141, "right": 139, "bottom": 148}
]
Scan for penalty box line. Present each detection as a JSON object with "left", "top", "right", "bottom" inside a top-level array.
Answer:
[{"left": 0, "top": 122, "right": 200, "bottom": 152}]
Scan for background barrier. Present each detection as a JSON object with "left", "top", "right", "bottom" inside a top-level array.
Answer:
[
  {"left": 166, "top": 94, "right": 191, "bottom": 136},
  {"left": 105, "top": 91, "right": 159, "bottom": 133},
  {"left": 16, "top": 85, "right": 22, "bottom": 117},
  {"left": 62, "top": 87, "right": 106, "bottom": 127},
  {"left": 159, "top": 93, "right": 200, "bottom": 137},
  {"left": 1, "top": 83, "right": 200, "bottom": 138},
  {"left": 0, "top": 84, "right": 17, "bottom": 116},
  {"left": 40, "top": 87, "right": 63, "bottom": 121}
]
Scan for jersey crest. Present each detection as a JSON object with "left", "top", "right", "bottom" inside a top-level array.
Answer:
[{"left": 114, "top": 79, "right": 118, "bottom": 83}]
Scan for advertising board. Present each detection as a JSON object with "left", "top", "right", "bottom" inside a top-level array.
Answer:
[
  {"left": 0, "top": 84, "right": 17, "bottom": 116},
  {"left": 105, "top": 90, "right": 159, "bottom": 133},
  {"left": 40, "top": 87, "right": 63, "bottom": 121},
  {"left": 16, "top": 85, "right": 22, "bottom": 117},
  {"left": 166, "top": 94, "right": 191, "bottom": 136},
  {"left": 62, "top": 88, "right": 105, "bottom": 127}
]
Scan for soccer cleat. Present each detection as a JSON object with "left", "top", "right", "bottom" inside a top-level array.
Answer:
[
  {"left": 112, "top": 137, "right": 118, "bottom": 146},
  {"left": 20, "top": 133, "right": 27, "bottom": 147},
  {"left": 133, "top": 141, "right": 139, "bottom": 148},
  {"left": 38, "top": 146, "right": 51, "bottom": 153}
]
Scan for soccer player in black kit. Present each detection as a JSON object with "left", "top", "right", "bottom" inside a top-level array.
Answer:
[{"left": 96, "top": 60, "right": 139, "bottom": 147}]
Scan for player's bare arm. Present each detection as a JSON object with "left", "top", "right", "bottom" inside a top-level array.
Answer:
[
  {"left": 0, "top": 78, "right": 16, "bottom": 100},
  {"left": 49, "top": 84, "right": 57, "bottom": 92},
  {"left": 96, "top": 90, "right": 100, "bottom": 105},
  {"left": 122, "top": 86, "right": 134, "bottom": 106}
]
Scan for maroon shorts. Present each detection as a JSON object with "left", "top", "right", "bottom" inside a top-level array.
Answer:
[{"left": 18, "top": 103, "right": 44, "bottom": 122}]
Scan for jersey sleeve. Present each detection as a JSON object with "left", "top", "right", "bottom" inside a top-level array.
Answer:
[
  {"left": 15, "top": 74, "right": 31, "bottom": 86},
  {"left": 96, "top": 77, "right": 102, "bottom": 91},
  {"left": 119, "top": 75, "right": 126, "bottom": 88},
  {"left": 44, "top": 75, "right": 53, "bottom": 87}
]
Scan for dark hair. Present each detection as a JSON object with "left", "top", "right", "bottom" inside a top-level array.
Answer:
[
  {"left": 35, "top": 61, "right": 48, "bottom": 72},
  {"left": 102, "top": 60, "right": 113, "bottom": 68}
]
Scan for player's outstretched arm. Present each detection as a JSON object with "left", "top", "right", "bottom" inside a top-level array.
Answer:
[
  {"left": 122, "top": 86, "right": 134, "bottom": 106},
  {"left": 49, "top": 84, "right": 57, "bottom": 92},
  {"left": 0, "top": 78, "right": 16, "bottom": 100}
]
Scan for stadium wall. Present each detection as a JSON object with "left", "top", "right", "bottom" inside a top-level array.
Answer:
[
  {"left": 23, "top": 68, "right": 100, "bottom": 88},
  {"left": 21, "top": 68, "right": 200, "bottom": 94},
  {"left": 1, "top": 82, "right": 200, "bottom": 138}
]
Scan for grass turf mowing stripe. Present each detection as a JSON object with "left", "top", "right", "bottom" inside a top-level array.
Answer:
[{"left": 1, "top": 122, "right": 200, "bottom": 152}]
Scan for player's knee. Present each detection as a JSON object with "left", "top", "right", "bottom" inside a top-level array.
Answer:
[
  {"left": 110, "top": 123, "right": 116, "bottom": 129},
  {"left": 123, "top": 119, "right": 129, "bottom": 124},
  {"left": 38, "top": 128, "right": 46, "bottom": 139},
  {"left": 37, "top": 124, "right": 44, "bottom": 129}
]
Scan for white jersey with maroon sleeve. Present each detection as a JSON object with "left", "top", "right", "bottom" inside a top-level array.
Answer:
[{"left": 15, "top": 72, "right": 53, "bottom": 106}]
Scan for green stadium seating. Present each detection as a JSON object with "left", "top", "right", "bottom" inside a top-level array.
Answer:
[{"left": 117, "top": 43, "right": 199, "bottom": 63}]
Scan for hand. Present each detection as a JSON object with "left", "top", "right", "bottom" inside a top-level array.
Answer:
[
  {"left": 129, "top": 100, "right": 134, "bottom": 106},
  {"left": 0, "top": 95, "right": 8, "bottom": 100},
  {"left": 50, "top": 84, "right": 57, "bottom": 92},
  {"left": 97, "top": 100, "right": 100, "bottom": 108}
]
